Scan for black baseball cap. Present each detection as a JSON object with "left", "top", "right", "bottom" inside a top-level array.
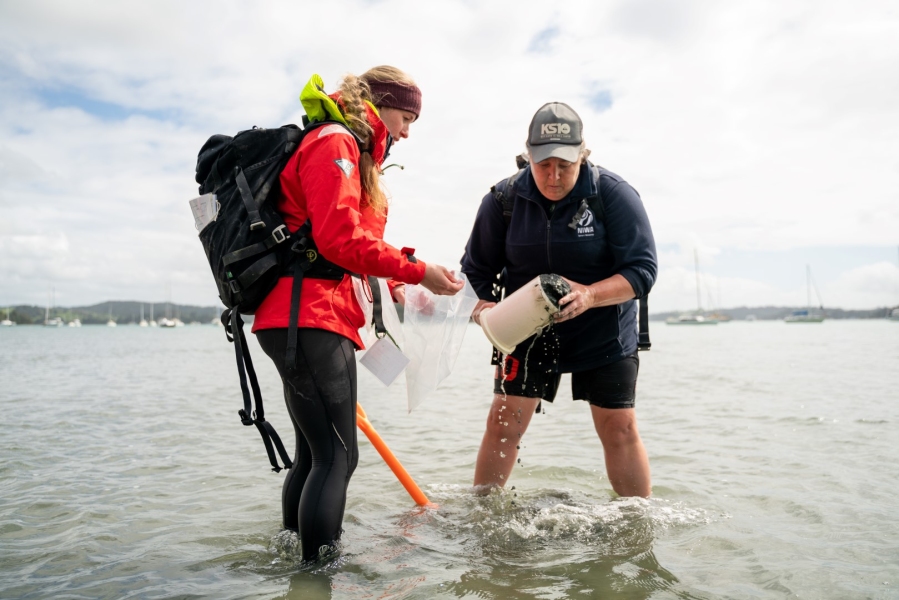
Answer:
[{"left": 526, "top": 102, "right": 584, "bottom": 163}]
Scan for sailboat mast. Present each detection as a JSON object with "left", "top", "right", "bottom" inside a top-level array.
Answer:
[
  {"left": 806, "top": 264, "right": 812, "bottom": 310},
  {"left": 694, "top": 249, "right": 702, "bottom": 312}
]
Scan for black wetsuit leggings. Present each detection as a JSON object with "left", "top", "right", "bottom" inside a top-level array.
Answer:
[{"left": 256, "top": 328, "right": 359, "bottom": 561}]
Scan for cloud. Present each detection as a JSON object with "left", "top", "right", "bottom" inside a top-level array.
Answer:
[
  {"left": 0, "top": 0, "right": 897, "bottom": 310},
  {"left": 650, "top": 263, "right": 793, "bottom": 313},
  {"left": 35, "top": 86, "right": 180, "bottom": 122},
  {"left": 825, "top": 261, "right": 899, "bottom": 309},
  {"left": 608, "top": 0, "right": 698, "bottom": 43},
  {"left": 0, "top": 145, "right": 47, "bottom": 191}
]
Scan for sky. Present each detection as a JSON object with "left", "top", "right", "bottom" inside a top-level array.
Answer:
[{"left": 1, "top": 0, "right": 898, "bottom": 314}]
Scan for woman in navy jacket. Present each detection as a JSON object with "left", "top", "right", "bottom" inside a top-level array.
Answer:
[{"left": 460, "top": 102, "right": 658, "bottom": 497}]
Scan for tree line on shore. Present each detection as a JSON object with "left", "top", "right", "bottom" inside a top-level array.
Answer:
[
  {"left": 2, "top": 301, "right": 220, "bottom": 325},
  {"left": 2, "top": 301, "right": 896, "bottom": 326},
  {"left": 651, "top": 305, "right": 897, "bottom": 321}
]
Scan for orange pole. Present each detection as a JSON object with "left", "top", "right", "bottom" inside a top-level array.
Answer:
[{"left": 356, "top": 403, "right": 432, "bottom": 507}]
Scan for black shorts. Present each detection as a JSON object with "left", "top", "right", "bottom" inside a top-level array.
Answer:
[{"left": 493, "top": 352, "right": 640, "bottom": 409}]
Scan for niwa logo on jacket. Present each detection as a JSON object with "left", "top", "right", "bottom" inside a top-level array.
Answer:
[{"left": 576, "top": 208, "right": 595, "bottom": 238}]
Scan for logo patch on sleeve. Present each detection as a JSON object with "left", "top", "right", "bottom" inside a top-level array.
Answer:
[{"left": 334, "top": 158, "right": 355, "bottom": 178}]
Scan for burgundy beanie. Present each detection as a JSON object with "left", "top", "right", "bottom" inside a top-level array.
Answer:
[{"left": 366, "top": 79, "right": 422, "bottom": 120}]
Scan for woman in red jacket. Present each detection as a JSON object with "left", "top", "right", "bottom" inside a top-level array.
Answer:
[{"left": 252, "top": 66, "right": 462, "bottom": 562}]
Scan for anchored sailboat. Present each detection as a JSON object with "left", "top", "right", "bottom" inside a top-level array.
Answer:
[
  {"left": 44, "top": 288, "right": 63, "bottom": 327},
  {"left": 785, "top": 265, "right": 825, "bottom": 323},
  {"left": 667, "top": 249, "right": 719, "bottom": 325}
]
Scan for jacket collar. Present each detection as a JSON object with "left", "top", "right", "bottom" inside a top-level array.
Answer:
[
  {"left": 363, "top": 101, "right": 389, "bottom": 166},
  {"left": 299, "top": 74, "right": 388, "bottom": 166}
]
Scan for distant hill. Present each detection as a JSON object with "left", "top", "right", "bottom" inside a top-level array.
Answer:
[
  {"left": 4, "top": 301, "right": 220, "bottom": 325},
  {"left": 651, "top": 305, "right": 897, "bottom": 321}
]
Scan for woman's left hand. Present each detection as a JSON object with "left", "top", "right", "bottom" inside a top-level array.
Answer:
[{"left": 554, "top": 278, "right": 596, "bottom": 323}]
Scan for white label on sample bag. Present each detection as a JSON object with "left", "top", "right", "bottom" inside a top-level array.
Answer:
[
  {"left": 189, "top": 193, "right": 220, "bottom": 232},
  {"left": 359, "top": 336, "right": 410, "bottom": 386}
]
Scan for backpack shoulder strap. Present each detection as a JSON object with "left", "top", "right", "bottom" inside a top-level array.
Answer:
[
  {"left": 597, "top": 164, "right": 651, "bottom": 350},
  {"left": 637, "top": 294, "right": 651, "bottom": 350},
  {"left": 301, "top": 118, "right": 365, "bottom": 152},
  {"left": 577, "top": 163, "right": 651, "bottom": 350},
  {"left": 491, "top": 168, "right": 526, "bottom": 226}
]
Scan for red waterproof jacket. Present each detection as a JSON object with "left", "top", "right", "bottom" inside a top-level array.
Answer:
[{"left": 251, "top": 101, "right": 426, "bottom": 346}]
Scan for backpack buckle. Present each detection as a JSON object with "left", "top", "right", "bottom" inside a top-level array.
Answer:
[
  {"left": 238, "top": 408, "right": 254, "bottom": 426},
  {"left": 229, "top": 280, "right": 240, "bottom": 293},
  {"left": 271, "top": 225, "right": 288, "bottom": 244}
]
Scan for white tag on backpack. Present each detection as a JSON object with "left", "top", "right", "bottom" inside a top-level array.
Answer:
[
  {"left": 189, "top": 193, "right": 220, "bottom": 232},
  {"left": 359, "top": 336, "right": 410, "bottom": 386}
]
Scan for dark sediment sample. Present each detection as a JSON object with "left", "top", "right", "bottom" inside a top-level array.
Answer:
[{"left": 539, "top": 274, "right": 571, "bottom": 309}]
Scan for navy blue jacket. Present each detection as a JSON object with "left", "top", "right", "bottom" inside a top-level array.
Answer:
[{"left": 460, "top": 162, "right": 657, "bottom": 372}]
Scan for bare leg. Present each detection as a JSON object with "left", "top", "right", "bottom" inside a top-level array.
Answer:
[
  {"left": 473, "top": 394, "right": 541, "bottom": 492},
  {"left": 590, "top": 406, "right": 651, "bottom": 497}
]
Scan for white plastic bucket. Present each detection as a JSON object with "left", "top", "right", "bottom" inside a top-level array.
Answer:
[{"left": 479, "top": 274, "right": 570, "bottom": 354}]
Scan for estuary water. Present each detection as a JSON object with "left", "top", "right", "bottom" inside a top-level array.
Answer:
[{"left": 1, "top": 319, "right": 897, "bottom": 599}]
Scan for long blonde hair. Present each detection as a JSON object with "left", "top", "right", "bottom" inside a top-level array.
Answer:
[{"left": 337, "top": 66, "right": 418, "bottom": 215}]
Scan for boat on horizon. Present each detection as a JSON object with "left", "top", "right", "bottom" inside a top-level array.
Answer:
[
  {"left": 666, "top": 314, "right": 719, "bottom": 325},
  {"left": 44, "top": 288, "right": 63, "bottom": 326},
  {"left": 1, "top": 307, "right": 14, "bottom": 327},
  {"left": 784, "top": 309, "right": 824, "bottom": 323},
  {"left": 785, "top": 265, "right": 825, "bottom": 323},
  {"left": 159, "top": 285, "right": 183, "bottom": 328},
  {"left": 667, "top": 249, "right": 719, "bottom": 326}
]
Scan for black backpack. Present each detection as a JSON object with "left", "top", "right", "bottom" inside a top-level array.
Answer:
[
  {"left": 194, "top": 121, "right": 353, "bottom": 472},
  {"left": 490, "top": 156, "right": 651, "bottom": 353}
]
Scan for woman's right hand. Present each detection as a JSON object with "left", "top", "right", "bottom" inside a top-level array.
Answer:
[{"left": 420, "top": 263, "right": 464, "bottom": 296}]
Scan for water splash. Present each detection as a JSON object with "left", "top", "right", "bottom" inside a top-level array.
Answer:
[
  {"left": 268, "top": 530, "right": 348, "bottom": 573},
  {"left": 427, "top": 485, "right": 712, "bottom": 559}
]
